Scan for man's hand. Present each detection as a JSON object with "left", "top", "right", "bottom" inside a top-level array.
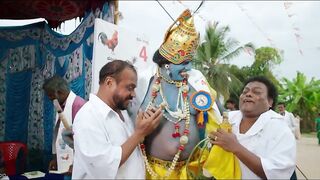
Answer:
[
  {"left": 62, "top": 128, "right": 74, "bottom": 149},
  {"left": 135, "top": 107, "right": 163, "bottom": 138},
  {"left": 63, "top": 165, "right": 73, "bottom": 176},
  {"left": 120, "top": 107, "right": 163, "bottom": 166},
  {"left": 209, "top": 129, "right": 267, "bottom": 179},
  {"left": 208, "top": 128, "right": 240, "bottom": 153},
  {"left": 48, "top": 155, "right": 57, "bottom": 171}
]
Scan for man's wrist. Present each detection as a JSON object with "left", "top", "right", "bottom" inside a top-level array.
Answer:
[
  {"left": 132, "top": 131, "right": 145, "bottom": 143},
  {"left": 232, "top": 143, "right": 243, "bottom": 155}
]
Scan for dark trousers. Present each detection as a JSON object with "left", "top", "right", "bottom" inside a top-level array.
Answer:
[{"left": 290, "top": 170, "right": 297, "bottom": 180}]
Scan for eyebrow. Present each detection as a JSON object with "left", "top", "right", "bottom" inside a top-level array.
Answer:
[
  {"left": 128, "top": 84, "right": 136, "bottom": 88},
  {"left": 252, "top": 87, "right": 263, "bottom": 90},
  {"left": 244, "top": 86, "right": 264, "bottom": 91}
]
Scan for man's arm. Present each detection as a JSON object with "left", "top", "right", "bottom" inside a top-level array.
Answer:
[
  {"left": 72, "top": 96, "right": 86, "bottom": 122},
  {"left": 209, "top": 129, "right": 267, "bottom": 179},
  {"left": 50, "top": 115, "right": 59, "bottom": 171},
  {"left": 232, "top": 144, "right": 267, "bottom": 178},
  {"left": 289, "top": 113, "right": 297, "bottom": 133},
  {"left": 48, "top": 154, "right": 57, "bottom": 171},
  {"left": 73, "top": 107, "right": 162, "bottom": 178}
]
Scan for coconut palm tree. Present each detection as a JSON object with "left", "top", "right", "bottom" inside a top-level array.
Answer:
[
  {"left": 250, "top": 47, "right": 282, "bottom": 86},
  {"left": 193, "top": 21, "right": 254, "bottom": 100}
]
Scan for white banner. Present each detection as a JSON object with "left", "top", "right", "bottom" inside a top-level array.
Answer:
[{"left": 92, "top": 18, "right": 156, "bottom": 100}]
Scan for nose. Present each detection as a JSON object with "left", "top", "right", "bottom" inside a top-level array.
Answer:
[
  {"left": 245, "top": 91, "right": 253, "bottom": 97},
  {"left": 131, "top": 90, "right": 136, "bottom": 98}
]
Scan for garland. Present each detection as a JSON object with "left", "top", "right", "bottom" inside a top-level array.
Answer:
[{"left": 140, "top": 68, "right": 191, "bottom": 178}]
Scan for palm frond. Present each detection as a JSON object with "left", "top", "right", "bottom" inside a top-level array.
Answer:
[{"left": 195, "top": 21, "right": 255, "bottom": 100}]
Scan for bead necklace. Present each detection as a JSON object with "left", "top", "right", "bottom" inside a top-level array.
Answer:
[
  {"left": 159, "top": 79, "right": 186, "bottom": 120},
  {"left": 140, "top": 103, "right": 190, "bottom": 178},
  {"left": 147, "top": 68, "right": 189, "bottom": 137},
  {"left": 140, "top": 68, "right": 191, "bottom": 178}
]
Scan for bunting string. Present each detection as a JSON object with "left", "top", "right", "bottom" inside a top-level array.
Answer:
[
  {"left": 236, "top": 2, "right": 276, "bottom": 48},
  {"left": 283, "top": 1, "right": 304, "bottom": 56}
]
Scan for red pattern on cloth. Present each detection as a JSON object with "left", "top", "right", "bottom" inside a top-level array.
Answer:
[{"left": 0, "top": 0, "right": 109, "bottom": 28}]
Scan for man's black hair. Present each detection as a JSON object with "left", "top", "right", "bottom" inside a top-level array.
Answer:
[
  {"left": 277, "top": 102, "right": 286, "bottom": 107},
  {"left": 226, "top": 99, "right": 236, "bottom": 104},
  {"left": 43, "top": 75, "right": 70, "bottom": 94},
  {"left": 99, "top": 60, "right": 136, "bottom": 84}
]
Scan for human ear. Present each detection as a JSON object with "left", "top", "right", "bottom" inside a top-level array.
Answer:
[
  {"left": 104, "top": 76, "right": 114, "bottom": 86},
  {"left": 268, "top": 99, "right": 273, "bottom": 109}
]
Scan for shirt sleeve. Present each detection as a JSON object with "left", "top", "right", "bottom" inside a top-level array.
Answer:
[
  {"left": 71, "top": 96, "right": 86, "bottom": 122},
  {"left": 260, "top": 127, "right": 296, "bottom": 179},
  {"left": 290, "top": 113, "right": 297, "bottom": 129},
  {"left": 52, "top": 115, "right": 58, "bottom": 154},
  {"left": 73, "top": 114, "right": 122, "bottom": 179}
]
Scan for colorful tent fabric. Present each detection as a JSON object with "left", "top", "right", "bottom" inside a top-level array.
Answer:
[
  {"left": 0, "top": 0, "right": 110, "bottom": 28},
  {"left": 0, "top": 2, "right": 114, "bottom": 171}
]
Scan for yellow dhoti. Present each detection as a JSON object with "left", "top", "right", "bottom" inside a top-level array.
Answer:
[
  {"left": 146, "top": 146, "right": 241, "bottom": 179},
  {"left": 146, "top": 149, "right": 208, "bottom": 179}
]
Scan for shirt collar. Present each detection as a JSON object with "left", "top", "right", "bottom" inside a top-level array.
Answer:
[
  {"left": 232, "top": 110, "right": 282, "bottom": 136},
  {"left": 89, "top": 93, "right": 114, "bottom": 119}
]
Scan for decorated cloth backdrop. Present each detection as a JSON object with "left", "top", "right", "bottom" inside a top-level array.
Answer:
[
  {"left": 0, "top": 2, "right": 115, "bottom": 171},
  {"left": 0, "top": 0, "right": 110, "bottom": 28}
]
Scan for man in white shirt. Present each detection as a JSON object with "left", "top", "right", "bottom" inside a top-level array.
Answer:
[
  {"left": 277, "top": 102, "right": 297, "bottom": 137},
  {"left": 209, "top": 76, "right": 296, "bottom": 179},
  {"left": 72, "top": 60, "right": 163, "bottom": 179},
  {"left": 43, "top": 75, "right": 86, "bottom": 175}
]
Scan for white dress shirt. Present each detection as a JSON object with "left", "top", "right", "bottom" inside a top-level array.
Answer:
[
  {"left": 229, "top": 110, "right": 296, "bottom": 179},
  {"left": 72, "top": 94, "right": 145, "bottom": 179},
  {"left": 53, "top": 91, "right": 76, "bottom": 173}
]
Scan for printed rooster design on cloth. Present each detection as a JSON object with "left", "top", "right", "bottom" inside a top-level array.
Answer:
[
  {"left": 61, "top": 154, "right": 69, "bottom": 160},
  {"left": 98, "top": 31, "right": 119, "bottom": 53}
]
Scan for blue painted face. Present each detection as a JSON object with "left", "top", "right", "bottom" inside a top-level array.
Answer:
[{"left": 169, "top": 60, "right": 192, "bottom": 81}]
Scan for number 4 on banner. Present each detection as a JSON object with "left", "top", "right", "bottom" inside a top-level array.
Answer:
[{"left": 139, "top": 46, "right": 148, "bottom": 62}]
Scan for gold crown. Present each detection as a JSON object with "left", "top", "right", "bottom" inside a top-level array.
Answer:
[{"left": 159, "top": 9, "right": 200, "bottom": 64}]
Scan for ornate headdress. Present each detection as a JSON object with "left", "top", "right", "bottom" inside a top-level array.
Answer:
[{"left": 159, "top": 9, "right": 200, "bottom": 64}]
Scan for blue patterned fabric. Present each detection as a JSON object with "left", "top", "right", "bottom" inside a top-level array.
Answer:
[
  {"left": 0, "top": 2, "right": 114, "bottom": 171},
  {"left": 5, "top": 70, "right": 32, "bottom": 143}
]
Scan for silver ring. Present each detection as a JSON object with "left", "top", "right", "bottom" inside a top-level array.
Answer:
[{"left": 214, "top": 136, "right": 218, "bottom": 141}]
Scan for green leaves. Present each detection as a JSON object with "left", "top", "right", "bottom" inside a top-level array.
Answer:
[
  {"left": 193, "top": 21, "right": 319, "bottom": 132},
  {"left": 255, "top": 47, "right": 282, "bottom": 64},
  {"left": 194, "top": 21, "right": 253, "bottom": 100}
]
